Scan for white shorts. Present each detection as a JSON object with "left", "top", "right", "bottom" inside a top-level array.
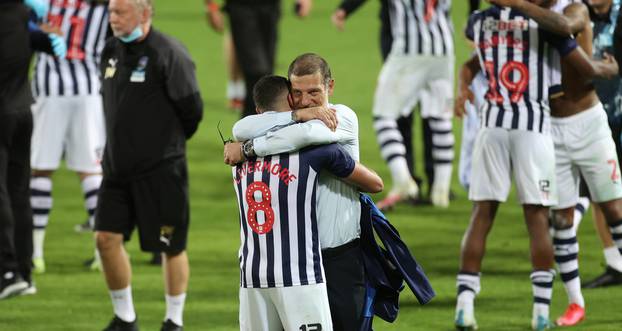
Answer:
[
  {"left": 239, "top": 283, "right": 332, "bottom": 331},
  {"left": 551, "top": 103, "right": 622, "bottom": 209},
  {"left": 373, "top": 53, "right": 454, "bottom": 120},
  {"left": 469, "top": 127, "right": 558, "bottom": 206},
  {"left": 459, "top": 103, "right": 481, "bottom": 189},
  {"left": 31, "top": 95, "right": 105, "bottom": 173},
  {"left": 458, "top": 73, "right": 487, "bottom": 189}
]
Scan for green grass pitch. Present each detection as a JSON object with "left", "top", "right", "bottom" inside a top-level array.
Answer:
[{"left": 2, "top": 1, "right": 621, "bottom": 330}]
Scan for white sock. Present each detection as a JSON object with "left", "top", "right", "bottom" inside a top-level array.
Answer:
[
  {"left": 388, "top": 158, "right": 413, "bottom": 191},
  {"left": 235, "top": 79, "right": 246, "bottom": 99},
  {"left": 33, "top": 229, "right": 45, "bottom": 259},
  {"left": 552, "top": 227, "right": 584, "bottom": 307},
  {"left": 533, "top": 303, "right": 550, "bottom": 322},
  {"left": 31, "top": 177, "right": 52, "bottom": 259},
  {"left": 432, "top": 164, "right": 452, "bottom": 191},
  {"left": 604, "top": 246, "right": 622, "bottom": 272},
  {"left": 564, "top": 277, "right": 585, "bottom": 307},
  {"left": 94, "top": 248, "right": 101, "bottom": 264},
  {"left": 110, "top": 286, "right": 136, "bottom": 323},
  {"left": 457, "top": 290, "right": 475, "bottom": 311},
  {"left": 531, "top": 270, "right": 555, "bottom": 321},
  {"left": 572, "top": 197, "right": 590, "bottom": 232},
  {"left": 226, "top": 80, "right": 236, "bottom": 99},
  {"left": 165, "top": 293, "right": 186, "bottom": 326},
  {"left": 81, "top": 175, "right": 102, "bottom": 228}
]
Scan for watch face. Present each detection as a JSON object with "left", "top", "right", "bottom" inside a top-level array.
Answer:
[{"left": 243, "top": 141, "right": 253, "bottom": 158}]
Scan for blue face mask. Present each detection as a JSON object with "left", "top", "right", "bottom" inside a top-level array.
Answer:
[{"left": 118, "top": 25, "right": 143, "bottom": 43}]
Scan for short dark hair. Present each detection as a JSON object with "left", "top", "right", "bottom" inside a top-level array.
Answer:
[
  {"left": 287, "top": 53, "right": 332, "bottom": 86},
  {"left": 253, "top": 75, "right": 291, "bottom": 111}
]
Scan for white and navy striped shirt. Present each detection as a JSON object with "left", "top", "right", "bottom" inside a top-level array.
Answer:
[
  {"left": 466, "top": 6, "right": 578, "bottom": 133},
  {"left": 388, "top": 0, "right": 454, "bottom": 56},
  {"left": 232, "top": 144, "right": 355, "bottom": 288},
  {"left": 33, "top": 0, "right": 109, "bottom": 97}
]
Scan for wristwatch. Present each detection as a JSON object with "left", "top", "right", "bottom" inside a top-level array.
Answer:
[{"left": 242, "top": 140, "right": 256, "bottom": 159}]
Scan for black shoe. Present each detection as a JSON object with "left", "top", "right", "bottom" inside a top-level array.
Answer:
[
  {"left": 0, "top": 271, "right": 28, "bottom": 300},
  {"left": 582, "top": 266, "right": 622, "bottom": 288},
  {"left": 150, "top": 252, "right": 162, "bottom": 266},
  {"left": 161, "top": 319, "right": 183, "bottom": 331},
  {"left": 102, "top": 316, "right": 138, "bottom": 331}
]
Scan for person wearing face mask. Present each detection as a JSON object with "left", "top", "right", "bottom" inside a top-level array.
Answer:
[{"left": 95, "top": 0, "right": 203, "bottom": 330}]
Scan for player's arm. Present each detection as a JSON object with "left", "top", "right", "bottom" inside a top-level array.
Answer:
[
  {"left": 547, "top": 32, "right": 620, "bottom": 79},
  {"left": 26, "top": 11, "right": 66, "bottom": 57},
  {"left": 343, "top": 162, "right": 384, "bottom": 193},
  {"left": 455, "top": 54, "right": 480, "bottom": 118},
  {"left": 490, "top": 0, "right": 587, "bottom": 36},
  {"left": 319, "top": 144, "right": 383, "bottom": 193},
  {"left": 164, "top": 45, "right": 204, "bottom": 139},
  {"left": 332, "top": 0, "right": 368, "bottom": 31},
  {"left": 204, "top": 0, "right": 224, "bottom": 33},
  {"left": 231, "top": 106, "right": 337, "bottom": 141},
  {"left": 224, "top": 112, "right": 353, "bottom": 165}
]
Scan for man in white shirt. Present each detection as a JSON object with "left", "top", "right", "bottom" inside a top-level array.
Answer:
[{"left": 224, "top": 53, "right": 366, "bottom": 330}]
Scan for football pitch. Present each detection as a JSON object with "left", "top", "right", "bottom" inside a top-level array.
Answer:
[{"left": 2, "top": 1, "right": 621, "bottom": 330}]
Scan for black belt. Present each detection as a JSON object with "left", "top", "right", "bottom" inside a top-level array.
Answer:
[{"left": 321, "top": 238, "right": 360, "bottom": 259}]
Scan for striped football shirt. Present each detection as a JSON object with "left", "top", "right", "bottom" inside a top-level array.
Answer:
[
  {"left": 388, "top": 0, "right": 454, "bottom": 56},
  {"left": 232, "top": 144, "right": 355, "bottom": 288},
  {"left": 466, "top": 6, "right": 578, "bottom": 133},
  {"left": 33, "top": 0, "right": 109, "bottom": 97}
]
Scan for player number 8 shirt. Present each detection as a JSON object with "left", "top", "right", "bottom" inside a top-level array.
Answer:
[{"left": 232, "top": 144, "right": 355, "bottom": 289}]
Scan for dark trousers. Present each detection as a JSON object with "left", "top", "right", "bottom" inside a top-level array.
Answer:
[
  {"left": 227, "top": 2, "right": 280, "bottom": 118},
  {"left": 322, "top": 239, "right": 365, "bottom": 331},
  {"left": 0, "top": 109, "right": 33, "bottom": 281},
  {"left": 379, "top": 0, "right": 392, "bottom": 61}
]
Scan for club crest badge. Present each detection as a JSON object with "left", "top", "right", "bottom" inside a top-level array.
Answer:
[
  {"left": 104, "top": 58, "right": 117, "bottom": 79},
  {"left": 130, "top": 56, "right": 149, "bottom": 83}
]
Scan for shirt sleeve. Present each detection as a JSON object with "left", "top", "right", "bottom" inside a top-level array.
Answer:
[
  {"left": 338, "top": 0, "right": 367, "bottom": 16},
  {"left": 252, "top": 105, "right": 358, "bottom": 158},
  {"left": 308, "top": 144, "right": 356, "bottom": 178},
  {"left": 28, "top": 14, "right": 53, "bottom": 54},
  {"left": 465, "top": 11, "right": 479, "bottom": 41},
  {"left": 253, "top": 120, "right": 342, "bottom": 157},
  {"left": 231, "top": 111, "right": 294, "bottom": 141},
  {"left": 540, "top": 29, "right": 578, "bottom": 57},
  {"left": 164, "top": 41, "right": 203, "bottom": 139}
]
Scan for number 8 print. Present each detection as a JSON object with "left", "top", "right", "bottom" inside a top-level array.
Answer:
[{"left": 245, "top": 182, "right": 275, "bottom": 234}]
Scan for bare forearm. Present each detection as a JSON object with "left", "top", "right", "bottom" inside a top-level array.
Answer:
[
  {"left": 344, "top": 163, "right": 384, "bottom": 193},
  {"left": 514, "top": 1, "right": 577, "bottom": 36},
  {"left": 460, "top": 55, "right": 480, "bottom": 92},
  {"left": 591, "top": 60, "right": 619, "bottom": 79}
]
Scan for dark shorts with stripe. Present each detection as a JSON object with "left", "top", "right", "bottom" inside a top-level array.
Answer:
[{"left": 95, "top": 159, "right": 189, "bottom": 254}]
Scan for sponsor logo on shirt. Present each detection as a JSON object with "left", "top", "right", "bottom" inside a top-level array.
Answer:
[{"left": 130, "top": 56, "right": 149, "bottom": 83}]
